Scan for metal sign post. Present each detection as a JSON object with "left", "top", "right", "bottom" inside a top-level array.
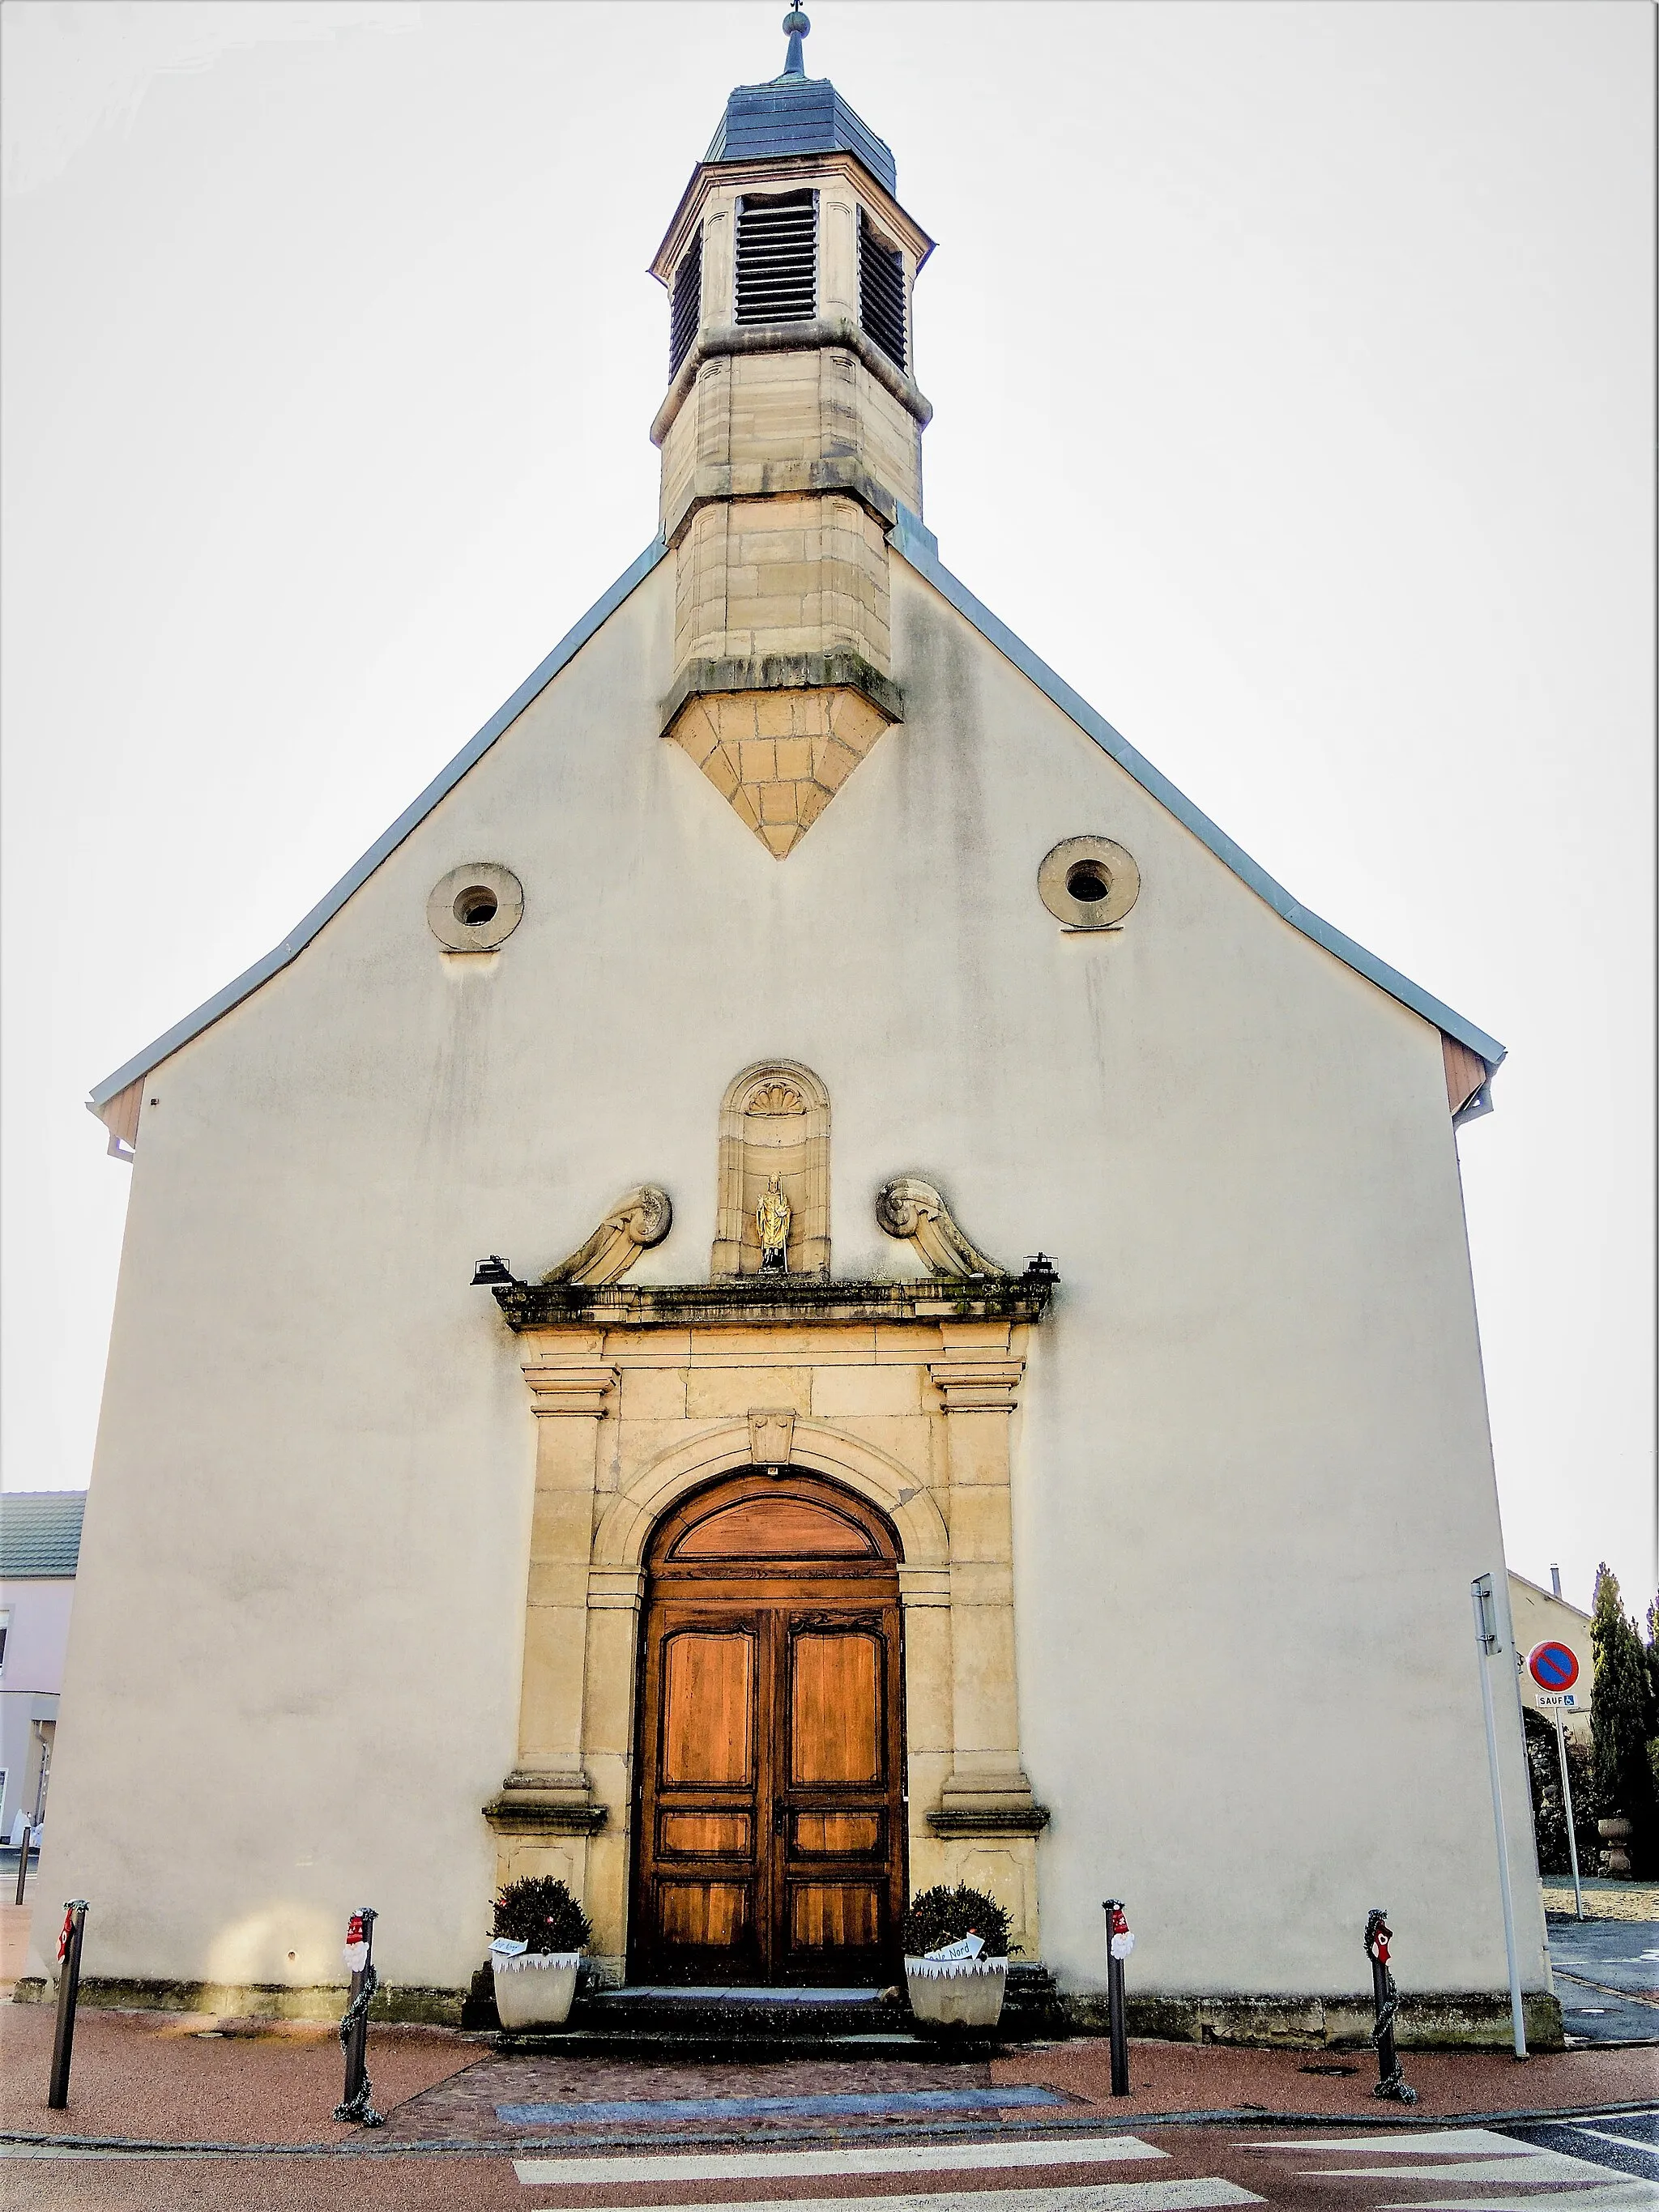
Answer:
[
  {"left": 1551, "top": 1704, "right": 1584, "bottom": 1921},
  {"left": 1472, "top": 1575, "right": 1527, "bottom": 2058},
  {"left": 1102, "top": 1899, "right": 1132, "bottom": 2096},
  {"left": 1527, "top": 1643, "right": 1585, "bottom": 1924},
  {"left": 47, "top": 1900, "right": 88, "bottom": 2109},
  {"left": 13, "top": 1822, "right": 32, "bottom": 1907}
]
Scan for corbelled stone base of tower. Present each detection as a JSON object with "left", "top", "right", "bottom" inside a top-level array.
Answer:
[{"left": 665, "top": 679, "right": 896, "bottom": 859}]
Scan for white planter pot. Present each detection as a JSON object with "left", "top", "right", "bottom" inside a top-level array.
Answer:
[
  {"left": 491, "top": 1949, "right": 582, "bottom": 2029},
  {"left": 904, "top": 1956, "right": 1009, "bottom": 2030}
]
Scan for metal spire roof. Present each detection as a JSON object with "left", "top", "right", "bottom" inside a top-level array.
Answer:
[{"left": 704, "top": 8, "right": 898, "bottom": 197}]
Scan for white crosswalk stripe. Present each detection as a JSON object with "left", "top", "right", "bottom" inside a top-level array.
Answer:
[
  {"left": 514, "top": 2131, "right": 1167, "bottom": 2186},
  {"left": 514, "top": 2188, "right": 1262, "bottom": 2212},
  {"left": 1247, "top": 2128, "right": 1659, "bottom": 2210}
]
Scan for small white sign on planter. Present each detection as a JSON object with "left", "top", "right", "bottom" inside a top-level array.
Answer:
[{"left": 905, "top": 1933, "right": 1009, "bottom": 2029}]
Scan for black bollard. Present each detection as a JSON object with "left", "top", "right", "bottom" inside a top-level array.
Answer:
[
  {"left": 13, "top": 1823, "right": 32, "bottom": 1907},
  {"left": 334, "top": 1907, "right": 384, "bottom": 2127},
  {"left": 48, "top": 1900, "right": 88, "bottom": 2109},
  {"left": 1102, "top": 1899, "right": 1132, "bottom": 2096},
  {"left": 1364, "top": 1908, "right": 1416, "bottom": 2105}
]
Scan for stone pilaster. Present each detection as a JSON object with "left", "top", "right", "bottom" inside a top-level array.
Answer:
[
  {"left": 484, "top": 1349, "right": 616, "bottom": 1842},
  {"left": 928, "top": 1322, "right": 1047, "bottom": 1834}
]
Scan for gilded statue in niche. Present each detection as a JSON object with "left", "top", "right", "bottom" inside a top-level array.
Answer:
[
  {"left": 757, "top": 1176, "right": 791, "bottom": 1272},
  {"left": 711, "top": 1060, "right": 830, "bottom": 1280}
]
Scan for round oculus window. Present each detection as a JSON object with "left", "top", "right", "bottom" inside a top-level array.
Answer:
[
  {"left": 1037, "top": 837, "right": 1141, "bottom": 929},
  {"left": 426, "top": 862, "right": 523, "bottom": 951}
]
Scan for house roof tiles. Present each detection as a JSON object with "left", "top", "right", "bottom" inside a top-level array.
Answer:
[{"left": 0, "top": 1492, "right": 87, "bottom": 1580}]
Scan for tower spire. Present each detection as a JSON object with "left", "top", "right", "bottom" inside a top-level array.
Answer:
[{"left": 780, "top": 7, "right": 810, "bottom": 80}]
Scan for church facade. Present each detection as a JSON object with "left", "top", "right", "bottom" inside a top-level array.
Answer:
[{"left": 43, "top": 19, "right": 1553, "bottom": 2042}]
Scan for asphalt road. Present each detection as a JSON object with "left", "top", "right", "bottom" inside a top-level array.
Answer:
[{"left": 1549, "top": 1916, "right": 1659, "bottom": 2045}]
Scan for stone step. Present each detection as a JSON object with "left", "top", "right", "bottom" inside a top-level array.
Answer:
[
  {"left": 492, "top": 2027, "right": 998, "bottom": 2061},
  {"left": 464, "top": 1962, "right": 1068, "bottom": 2045}
]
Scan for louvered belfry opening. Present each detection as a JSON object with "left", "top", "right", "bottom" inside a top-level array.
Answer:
[
  {"left": 858, "top": 210, "right": 906, "bottom": 371},
  {"left": 669, "top": 228, "right": 703, "bottom": 374},
  {"left": 735, "top": 189, "right": 818, "bottom": 325}
]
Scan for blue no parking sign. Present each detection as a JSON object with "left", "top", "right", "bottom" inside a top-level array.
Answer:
[{"left": 1528, "top": 1639, "right": 1580, "bottom": 1692}]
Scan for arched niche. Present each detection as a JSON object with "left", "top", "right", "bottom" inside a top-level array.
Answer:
[{"left": 711, "top": 1060, "right": 830, "bottom": 1278}]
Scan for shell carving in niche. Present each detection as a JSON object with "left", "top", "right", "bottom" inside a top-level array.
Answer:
[{"left": 746, "top": 1083, "right": 806, "bottom": 1115}]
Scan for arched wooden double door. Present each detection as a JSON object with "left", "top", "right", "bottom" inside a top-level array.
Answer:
[{"left": 630, "top": 1472, "right": 906, "bottom": 1984}]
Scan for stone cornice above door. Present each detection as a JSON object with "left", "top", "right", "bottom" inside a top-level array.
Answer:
[{"left": 480, "top": 1272, "right": 1055, "bottom": 1334}]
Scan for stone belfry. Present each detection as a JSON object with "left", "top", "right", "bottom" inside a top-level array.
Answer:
[{"left": 650, "top": 10, "right": 934, "bottom": 856}]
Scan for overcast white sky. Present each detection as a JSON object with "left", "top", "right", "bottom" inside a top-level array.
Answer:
[{"left": 2, "top": 1, "right": 1653, "bottom": 1613}]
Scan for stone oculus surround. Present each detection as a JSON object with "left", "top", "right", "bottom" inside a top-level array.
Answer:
[{"left": 650, "top": 140, "right": 934, "bottom": 858}]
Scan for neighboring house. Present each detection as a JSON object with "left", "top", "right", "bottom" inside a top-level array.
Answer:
[
  {"left": 0, "top": 1492, "right": 85, "bottom": 1837},
  {"left": 49, "top": 17, "right": 1544, "bottom": 2044},
  {"left": 1509, "top": 1569, "right": 1593, "bottom": 1740}
]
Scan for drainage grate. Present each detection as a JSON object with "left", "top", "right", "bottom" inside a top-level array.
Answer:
[{"left": 735, "top": 190, "right": 817, "bottom": 325}]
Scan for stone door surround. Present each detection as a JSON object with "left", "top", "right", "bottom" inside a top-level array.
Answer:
[{"left": 480, "top": 1272, "right": 1053, "bottom": 1981}]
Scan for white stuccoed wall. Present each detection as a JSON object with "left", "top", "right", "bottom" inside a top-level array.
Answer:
[{"left": 41, "top": 548, "right": 1543, "bottom": 2003}]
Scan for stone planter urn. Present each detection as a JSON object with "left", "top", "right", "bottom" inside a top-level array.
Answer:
[
  {"left": 489, "top": 1943, "right": 582, "bottom": 2028},
  {"left": 904, "top": 1952, "right": 1009, "bottom": 2031},
  {"left": 1597, "top": 1815, "right": 1635, "bottom": 1878}
]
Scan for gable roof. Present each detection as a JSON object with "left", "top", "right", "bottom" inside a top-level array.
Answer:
[
  {"left": 887, "top": 509, "right": 1506, "bottom": 1079},
  {"left": 0, "top": 1491, "right": 87, "bottom": 1579},
  {"left": 88, "top": 516, "right": 1502, "bottom": 1132}
]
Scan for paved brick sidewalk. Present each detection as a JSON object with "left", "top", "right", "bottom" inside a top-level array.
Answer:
[
  {"left": 0, "top": 2004, "right": 476, "bottom": 2145},
  {"left": 2, "top": 2004, "right": 1654, "bottom": 2154}
]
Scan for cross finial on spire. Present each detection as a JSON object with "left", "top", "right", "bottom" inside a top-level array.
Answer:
[{"left": 781, "top": 8, "right": 810, "bottom": 79}]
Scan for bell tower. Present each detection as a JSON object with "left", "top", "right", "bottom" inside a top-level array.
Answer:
[{"left": 650, "top": 10, "right": 935, "bottom": 856}]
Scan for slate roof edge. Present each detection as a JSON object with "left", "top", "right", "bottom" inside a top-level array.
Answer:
[
  {"left": 87, "top": 537, "right": 671, "bottom": 1115},
  {"left": 87, "top": 511, "right": 1504, "bottom": 1117},
  {"left": 886, "top": 507, "right": 1506, "bottom": 1076}
]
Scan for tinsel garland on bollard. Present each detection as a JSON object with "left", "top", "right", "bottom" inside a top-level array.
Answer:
[
  {"left": 333, "top": 1912, "right": 385, "bottom": 2127},
  {"left": 1365, "top": 1908, "right": 1418, "bottom": 2105}
]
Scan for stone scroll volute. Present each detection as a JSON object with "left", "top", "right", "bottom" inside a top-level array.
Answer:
[
  {"left": 876, "top": 1177, "right": 1008, "bottom": 1279},
  {"left": 542, "top": 1187, "right": 672, "bottom": 1286}
]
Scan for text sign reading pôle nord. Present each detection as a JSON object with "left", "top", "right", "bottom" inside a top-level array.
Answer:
[{"left": 1527, "top": 1641, "right": 1580, "bottom": 1692}]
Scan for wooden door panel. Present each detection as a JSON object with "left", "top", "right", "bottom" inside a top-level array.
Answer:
[
  {"left": 661, "top": 1630, "right": 754, "bottom": 1786},
  {"left": 789, "top": 1882, "right": 883, "bottom": 1951},
  {"left": 673, "top": 1498, "right": 876, "bottom": 1558},
  {"left": 793, "top": 1811, "right": 882, "bottom": 1856},
  {"left": 659, "top": 1812, "right": 752, "bottom": 1857},
  {"left": 790, "top": 1629, "right": 882, "bottom": 1785},
  {"left": 656, "top": 1881, "right": 752, "bottom": 1950}
]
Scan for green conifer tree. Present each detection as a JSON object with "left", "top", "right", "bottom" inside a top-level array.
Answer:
[{"left": 1590, "top": 1564, "right": 1657, "bottom": 1873}]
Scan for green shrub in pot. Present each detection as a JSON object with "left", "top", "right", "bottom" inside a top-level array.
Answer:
[
  {"left": 902, "top": 1884, "right": 1012, "bottom": 1959},
  {"left": 902, "top": 1884, "right": 1013, "bottom": 2031},
  {"left": 488, "top": 1876, "right": 591, "bottom": 2029},
  {"left": 492, "top": 1876, "right": 593, "bottom": 1954}
]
